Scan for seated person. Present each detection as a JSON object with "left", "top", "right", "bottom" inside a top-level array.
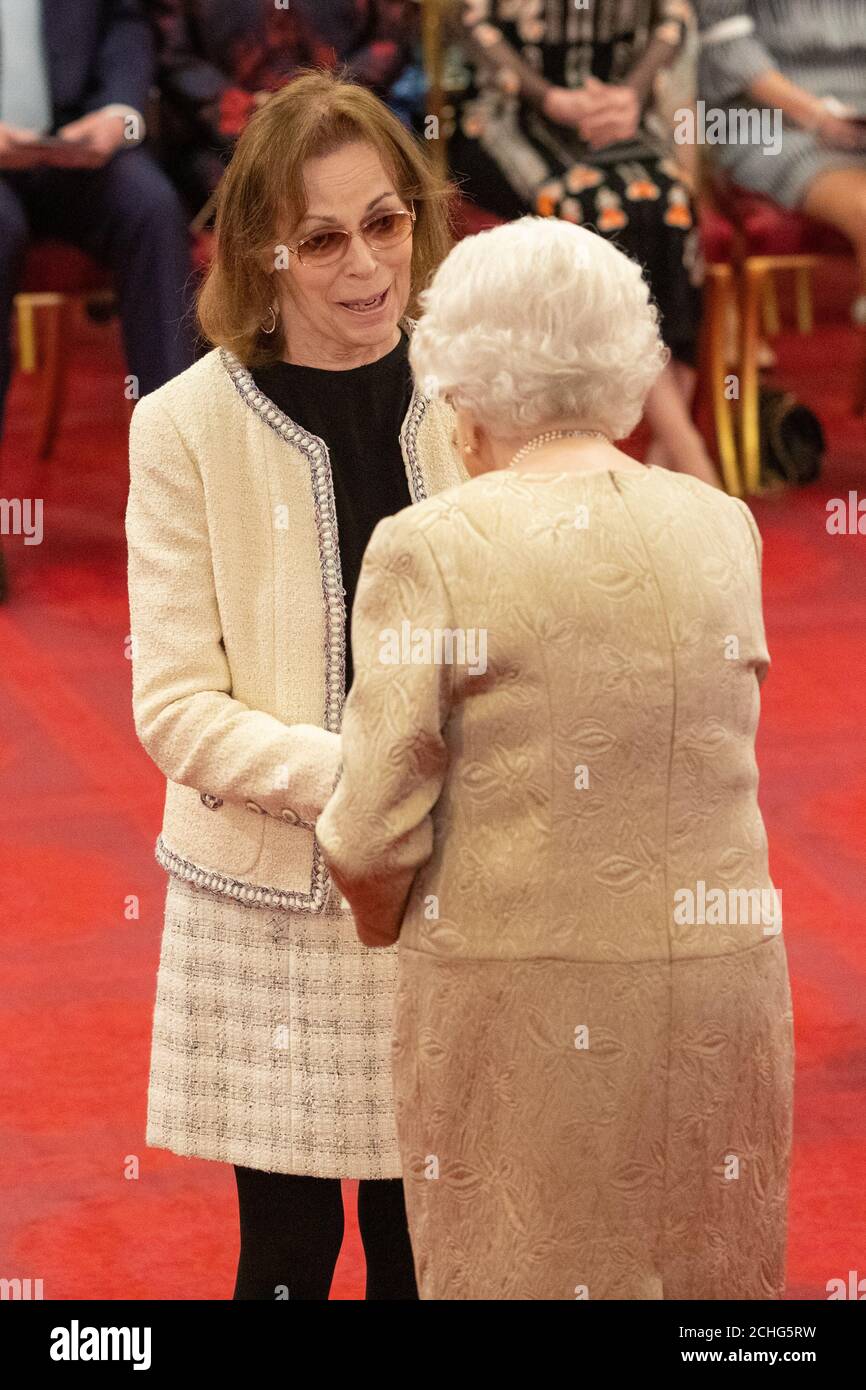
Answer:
[
  {"left": 150, "top": 0, "right": 424, "bottom": 213},
  {"left": 298, "top": 2, "right": 426, "bottom": 131},
  {"left": 448, "top": 0, "right": 722, "bottom": 488},
  {"left": 697, "top": 0, "right": 866, "bottom": 327},
  {"left": 0, "top": 0, "right": 196, "bottom": 435},
  {"left": 149, "top": 0, "right": 337, "bottom": 212}
]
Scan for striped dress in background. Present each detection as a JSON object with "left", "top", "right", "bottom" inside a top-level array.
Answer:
[{"left": 697, "top": 0, "right": 866, "bottom": 207}]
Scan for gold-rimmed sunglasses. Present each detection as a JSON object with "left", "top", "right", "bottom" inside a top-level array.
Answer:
[{"left": 287, "top": 206, "right": 416, "bottom": 268}]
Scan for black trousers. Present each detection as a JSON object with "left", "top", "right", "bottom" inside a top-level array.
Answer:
[
  {"left": 232, "top": 1166, "right": 419, "bottom": 1301},
  {"left": 0, "top": 146, "right": 197, "bottom": 434}
]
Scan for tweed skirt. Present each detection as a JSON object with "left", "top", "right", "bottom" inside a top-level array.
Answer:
[{"left": 145, "top": 873, "right": 403, "bottom": 1178}]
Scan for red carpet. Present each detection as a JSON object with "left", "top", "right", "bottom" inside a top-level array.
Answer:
[{"left": 1, "top": 290, "right": 864, "bottom": 1299}]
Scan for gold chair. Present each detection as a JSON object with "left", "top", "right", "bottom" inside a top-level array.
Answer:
[
  {"left": 13, "top": 245, "right": 116, "bottom": 459},
  {"left": 712, "top": 176, "right": 855, "bottom": 494},
  {"left": 695, "top": 258, "right": 742, "bottom": 496},
  {"left": 738, "top": 253, "right": 826, "bottom": 493}
]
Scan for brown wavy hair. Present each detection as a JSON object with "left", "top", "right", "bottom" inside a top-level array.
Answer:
[{"left": 198, "top": 67, "right": 458, "bottom": 366}]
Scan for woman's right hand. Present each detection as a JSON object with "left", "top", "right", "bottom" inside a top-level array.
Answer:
[
  {"left": 542, "top": 85, "right": 591, "bottom": 128},
  {"left": 815, "top": 110, "right": 866, "bottom": 150},
  {"left": 0, "top": 122, "right": 39, "bottom": 167}
]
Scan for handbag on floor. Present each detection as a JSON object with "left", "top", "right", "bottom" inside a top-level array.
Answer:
[{"left": 758, "top": 387, "right": 824, "bottom": 487}]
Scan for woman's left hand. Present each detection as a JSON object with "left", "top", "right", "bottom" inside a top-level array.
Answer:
[
  {"left": 56, "top": 108, "right": 132, "bottom": 164},
  {"left": 577, "top": 78, "right": 641, "bottom": 149}
]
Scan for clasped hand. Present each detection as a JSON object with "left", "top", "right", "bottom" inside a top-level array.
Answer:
[{"left": 544, "top": 75, "right": 640, "bottom": 149}]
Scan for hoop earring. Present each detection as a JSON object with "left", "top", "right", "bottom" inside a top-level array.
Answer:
[{"left": 261, "top": 305, "right": 278, "bottom": 335}]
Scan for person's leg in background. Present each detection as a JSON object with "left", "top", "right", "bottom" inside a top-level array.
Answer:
[
  {"left": 604, "top": 175, "right": 723, "bottom": 488},
  {"left": 802, "top": 167, "right": 866, "bottom": 322},
  {"left": 357, "top": 1177, "right": 418, "bottom": 1300},
  {"left": 81, "top": 147, "right": 198, "bottom": 397},
  {"left": 233, "top": 1167, "right": 345, "bottom": 1300},
  {"left": 0, "top": 177, "right": 29, "bottom": 437},
  {"left": 672, "top": 359, "right": 698, "bottom": 402},
  {"left": 22, "top": 147, "right": 197, "bottom": 407},
  {"left": 643, "top": 360, "right": 723, "bottom": 488},
  {"left": 643, "top": 343, "right": 722, "bottom": 484}
]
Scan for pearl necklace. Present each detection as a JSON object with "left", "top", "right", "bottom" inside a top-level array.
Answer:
[{"left": 508, "top": 429, "right": 611, "bottom": 470}]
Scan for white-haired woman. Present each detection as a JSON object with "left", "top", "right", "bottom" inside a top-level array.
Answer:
[{"left": 316, "top": 217, "right": 795, "bottom": 1300}]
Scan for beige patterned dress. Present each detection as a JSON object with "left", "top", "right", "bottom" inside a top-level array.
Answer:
[{"left": 318, "top": 464, "right": 796, "bottom": 1298}]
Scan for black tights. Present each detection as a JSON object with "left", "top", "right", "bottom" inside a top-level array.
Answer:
[{"left": 232, "top": 1166, "right": 419, "bottom": 1300}]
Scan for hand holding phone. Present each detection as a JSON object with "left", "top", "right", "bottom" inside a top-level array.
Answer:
[
  {"left": 0, "top": 127, "right": 104, "bottom": 169},
  {"left": 817, "top": 98, "right": 866, "bottom": 148}
]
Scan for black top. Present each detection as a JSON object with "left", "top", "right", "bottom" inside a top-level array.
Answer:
[{"left": 252, "top": 328, "right": 414, "bottom": 691}]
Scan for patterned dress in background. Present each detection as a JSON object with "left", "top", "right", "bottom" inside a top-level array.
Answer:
[{"left": 450, "top": 0, "right": 704, "bottom": 364}]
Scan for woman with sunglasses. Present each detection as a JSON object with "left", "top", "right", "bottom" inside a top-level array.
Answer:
[{"left": 125, "top": 69, "right": 464, "bottom": 1299}]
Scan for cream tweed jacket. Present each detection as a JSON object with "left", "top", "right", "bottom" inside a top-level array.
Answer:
[{"left": 126, "top": 320, "right": 464, "bottom": 911}]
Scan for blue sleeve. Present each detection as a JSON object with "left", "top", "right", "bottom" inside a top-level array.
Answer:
[{"left": 85, "top": 0, "right": 155, "bottom": 114}]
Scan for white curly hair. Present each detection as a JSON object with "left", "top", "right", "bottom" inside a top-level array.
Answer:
[{"left": 409, "top": 216, "right": 670, "bottom": 441}]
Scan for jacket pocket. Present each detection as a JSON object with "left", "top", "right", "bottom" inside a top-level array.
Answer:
[{"left": 161, "top": 780, "right": 265, "bottom": 877}]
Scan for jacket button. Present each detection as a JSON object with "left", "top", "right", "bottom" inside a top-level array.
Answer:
[
  {"left": 281, "top": 808, "right": 300, "bottom": 825},
  {"left": 200, "top": 793, "right": 223, "bottom": 810},
  {"left": 245, "top": 800, "right": 265, "bottom": 814}
]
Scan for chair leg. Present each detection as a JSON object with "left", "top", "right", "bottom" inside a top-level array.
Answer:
[
  {"left": 32, "top": 296, "right": 68, "bottom": 459},
  {"left": 421, "top": 0, "right": 447, "bottom": 175},
  {"left": 739, "top": 261, "right": 765, "bottom": 495},
  {"left": 15, "top": 295, "right": 39, "bottom": 373},
  {"left": 762, "top": 270, "right": 781, "bottom": 337},
  {"left": 703, "top": 265, "right": 742, "bottom": 496},
  {"left": 794, "top": 265, "right": 814, "bottom": 334},
  {"left": 855, "top": 335, "right": 866, "bottom": 416}
]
